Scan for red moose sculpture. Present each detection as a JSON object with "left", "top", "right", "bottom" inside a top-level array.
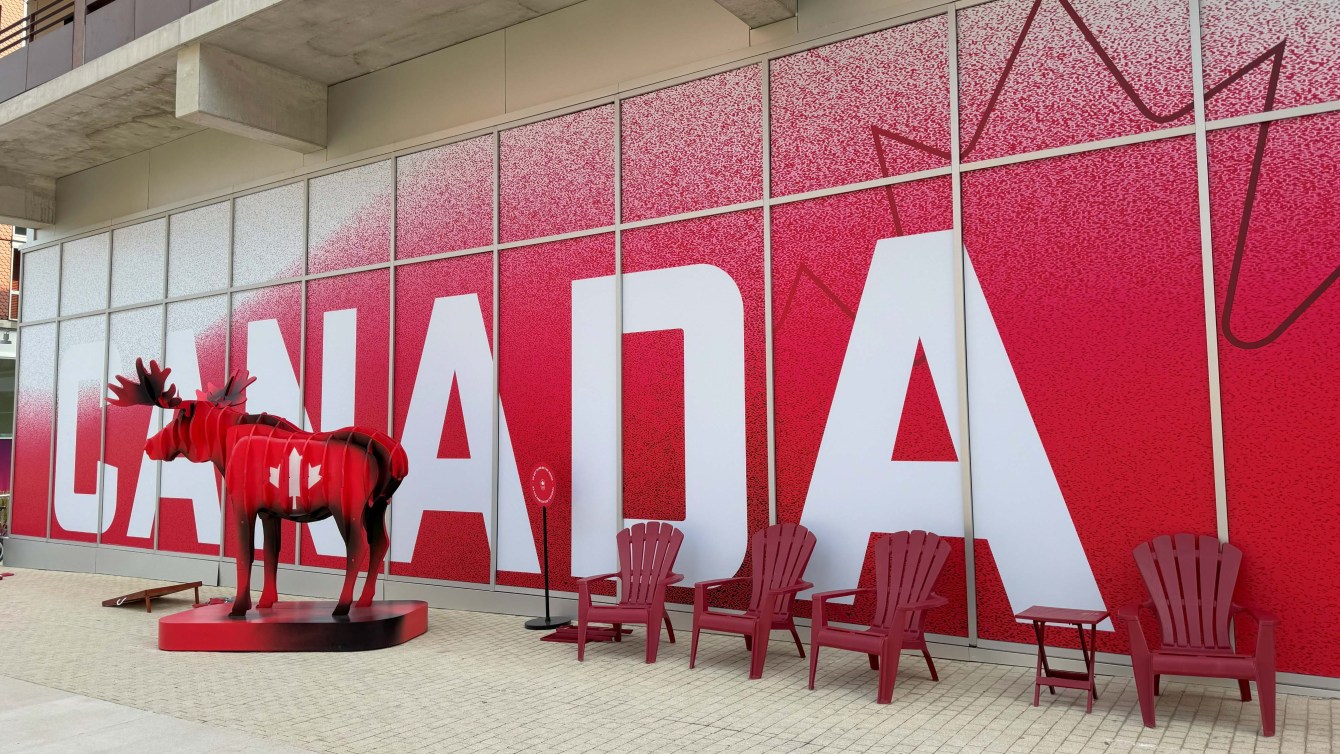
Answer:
[{"left": 108, "top": 358, "right": 408, "bottom": 618}]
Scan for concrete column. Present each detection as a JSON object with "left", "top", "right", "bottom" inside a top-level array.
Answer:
[
  {"left": 176, "top": 43, "right": 327, "bottom": 154},
  {"left": 0, "top": 167, "right": 55, "bottom": 228},
  {"left": 713, "top": 0, "right": 796, "bottom": 27}
]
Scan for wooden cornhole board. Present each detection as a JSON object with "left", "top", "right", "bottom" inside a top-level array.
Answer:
[
  {"left": 103, "top": 582, "right": 203, "bottom": 613},
  {"left": 541, "top": 626, "right": 633, "bottom": 643}
]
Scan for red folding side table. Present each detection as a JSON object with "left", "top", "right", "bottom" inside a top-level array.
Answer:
[{"left": 1015, "top": 605, "right": 1108, "bottom": 713}]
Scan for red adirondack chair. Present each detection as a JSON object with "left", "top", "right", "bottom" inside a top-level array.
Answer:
[
  {"left": 1120, "top": 534, "right": 1278, "bottom": 736},
  {"left": 575, "top": 522, "right": 685, "bottom": 664},
  {"left": 808, "top": 530, "right": 950, "bottom": 704},
  {"left": 690, "top": 523, "right": 817, "bottom": 679}
]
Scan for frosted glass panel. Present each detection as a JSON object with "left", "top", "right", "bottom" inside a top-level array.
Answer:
[
  {"left": 20, "top": 247, "right": 60, "bottom": 322},
  {"left": 168, "top": 202, "right": 230, "bottom": 297},
  {"left": 111, "top": 219, "right": 167, "bottom": 308},
  {"left": 234, "top": 183, "right": 305, "bottom": 286},
  {"left": 60, "top": 234, "right": 110, "bottom": 316}
]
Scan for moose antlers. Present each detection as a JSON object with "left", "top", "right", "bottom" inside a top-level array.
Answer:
[
  {"left": 108, "top": 358, "right": 256, "bottom": 409},
  {"left": 108, "top": 358, "right": 181, "bottom": 409},
  {"left": 196, "top": 369, "right": 256, "bottom": 408}
]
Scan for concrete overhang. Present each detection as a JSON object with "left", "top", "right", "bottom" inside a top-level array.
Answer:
[
  {"left": 0, "top": 165, "right": 54, "bottom": 226},
  {"left": 0, "top": 0, "right": 582, "bottom": 184},
  {"left": 713, "top": 0, "right": 796, "bottom": 28}
]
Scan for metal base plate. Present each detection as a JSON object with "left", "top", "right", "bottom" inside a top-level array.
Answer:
[{"left": 524, "top": 616, "right": 573, "bottom": 630}]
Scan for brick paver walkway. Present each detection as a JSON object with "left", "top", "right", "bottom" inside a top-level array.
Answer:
[{"left": 0, "top": 568, "right": 1334, "bottom": 753}]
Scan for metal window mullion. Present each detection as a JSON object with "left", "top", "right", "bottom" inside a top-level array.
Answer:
[
  {"left": 389, "top": 245, "right": 493, "bottom": 267},
  {"left": 151, "top": 301, "right": 166, "bottom": 552},
  {"left": 41, "top": 319, "right": 57, "bottom": 540},
  {"left": 154, "top": 214, "right": 172, "bottom": 552},
  {"left": 618, "top": 200, "right": 764, "bottom": 231},
  {"left": 382, "top": 150, "right": 400, "bottom": 593},
  {"left": 496, "top": 224, "right": 619, "bottom": 252},
  {"left": 613, "top": 99, "right": 625, "bottom": 604},
  {"left": 1204, "top": 99, "right": 1340, "bottom": 133},
  {"left": 614, "top": 99, "right": 624, "bottom": 547},
  {"left": 45, "top": 244, "right": 64, "bottom": 540},
  {"left": 1188, "top": 0, "right": 1230, "bottom": 542},
  {"left": 295, "top": 184, "right": 311, "bottom": 565},
  {"left": 489, "top": 129, "right": 501, "bottom": 590},
  {"left": 8, "top": 246, "right": 38, "bottom": 540},
  {"left": 300, "top": 176, "right": 314, "bottom": 433},
  {"left": 772, "top": 167, "right": 953, "bottom": 206},
  {"left": 95, "top": 236, "right": 113, "bottom": 550},
  {"left": 219, "top": 198, "right": 236, "bottom": 566},
  {"left": 288, "top": 179, "right": 311, "bottom": 563},
  {"left": 960, "top": 126, "right": 1198, "bottom": 173},
  {"left": 6, "top": 333, "right": 19, "bottom": 542},
  {"left": 761, "top": 59, "right": 777, "bottom": 527},
  {"left": 947, "top": 6, "right": 979, "bottom": 647}
]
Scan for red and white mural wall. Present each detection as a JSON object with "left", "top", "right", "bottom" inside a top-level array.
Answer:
[{"left": 12, "top": 0, "right": 1340, "bottom": 680}]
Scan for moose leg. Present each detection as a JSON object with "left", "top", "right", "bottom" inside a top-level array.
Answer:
[
  {"left": 230, "top": 510, "right": 257, "bottom": 617},
  {"left": 333, "top": 514, "right": 367, "bottom": 617},
  {"left": 357, "top": 501, "right": 389, "bottom": 608},
  {"left": 258, "top": 514, "right": 282, "bottom": 609}
]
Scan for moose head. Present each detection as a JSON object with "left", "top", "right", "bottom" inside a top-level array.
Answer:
[{"left": 107, "top": 358, "right": 256, "bottom": 467}]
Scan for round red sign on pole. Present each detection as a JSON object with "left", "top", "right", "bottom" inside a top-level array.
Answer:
[{"left": 531, "top": 465, "right": 556, "bottom": 507}]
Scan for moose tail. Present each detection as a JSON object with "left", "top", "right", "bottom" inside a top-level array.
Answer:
[
  {"left": 365, "top": 431, "right": 408, "bottom": 501},
  {"left": 388, "top": 441, "right": 409, "bottom": 480},
  {"left": 360, "top": 430, "right": 409, "bottom": 481}
]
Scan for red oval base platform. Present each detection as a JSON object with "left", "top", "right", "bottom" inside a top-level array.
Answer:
[{"left": 159, "top": 600, "right": 428, "bottom": 652}]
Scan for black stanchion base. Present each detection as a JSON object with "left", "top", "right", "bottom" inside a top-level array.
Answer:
[{"left": 525, "top": 616, "right": 573, "bottom": 630}]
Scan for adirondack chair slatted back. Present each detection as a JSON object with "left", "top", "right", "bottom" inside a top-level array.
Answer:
[
  {"left": 873, "top": 531, "right": 950, "bottom": 632},
  {"left": 618, "top": 522, "right": 684, "bottom": 606},
  {"left": 749, "top": 523, "right": 818, "bottom": 615},
  {"left": 1134, "top": 533, "right": 1241, "bottom": 652}
]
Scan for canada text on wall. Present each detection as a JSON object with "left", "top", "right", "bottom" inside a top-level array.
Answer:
[{"left": 12, "top": 0, "right": 1340, "bottom": 682}]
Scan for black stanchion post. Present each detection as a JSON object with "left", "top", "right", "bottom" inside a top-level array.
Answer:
[
  {"left": 541, "top": 507, "right": 552, "bottom": 622},
  {"left": 525, "top": 468, "right": 570, "bottom": 630}
]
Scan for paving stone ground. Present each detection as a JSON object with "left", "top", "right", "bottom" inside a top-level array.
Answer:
[{"left": 0, "top": 568, "right": 1334, "bottom": 753}]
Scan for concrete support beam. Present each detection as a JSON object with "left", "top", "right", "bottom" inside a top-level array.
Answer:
[
  {"left": 0, "top": 167, "right": 55, "bottom": 227},
  {"left": 176, "top": 43, "right": 327, "bottom": 154},
  {"left": 713, "top": 0, "right": 796, "bottom": 28}
]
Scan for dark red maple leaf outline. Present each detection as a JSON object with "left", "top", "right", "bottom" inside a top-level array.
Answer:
[{"left": 778, "top": 0, "right": 1333, "bottom": 350}]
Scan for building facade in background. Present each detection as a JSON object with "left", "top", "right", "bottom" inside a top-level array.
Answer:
[
  {"left": 0, "top": 0, "right": 26, "bottom": 500},
  {"left": 3, "top": 0, "right": 1339, "bottom": 692}
]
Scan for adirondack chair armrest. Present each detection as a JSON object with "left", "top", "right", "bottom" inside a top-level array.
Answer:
[
  {"left": 885, "top": 595, "right": 949, "bottom": 636},
  {"left": 812, "top": 588, "right": 875, "bottom": 630},
  {"left": 762, "top": 581, "right": 814, "bottom": 597},
  {"left": 575, "top": 572, "right": 620, "bottom": 604},
  {"left": 694, "top": 577, "right": 750, "bottom": 611},
  {"left": 645, "top": 573, "right": 684, "bottom": 614},
  {"left": 1116, "top": 601, "right": 1152, "bottom": 623},
  {"left": 1118, "top": 601, "right": 1154, "bottom": 656},
  {"left": 1232, "top": 603, "right": 1278, "bottom": 626},
  {"left": 910, "top": 593, "right": 948, "bottom": 609},
  {"left": 812, "top": 588, "right": 873, "bottom": 603},
  {"left": 1232, "top": 603, "right": 1279, "bottom": 657},
  {"left": 755, "top": 581, "right": 815, "bottom": 621},
  {"left": 695, "top": 576, "right": 751, "bottom": 591}
]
